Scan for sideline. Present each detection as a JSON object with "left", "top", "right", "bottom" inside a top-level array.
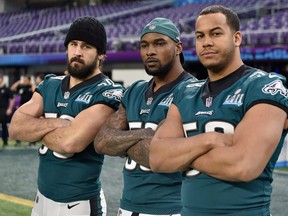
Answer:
[
  {"left": 0, "top": 193, "right": 34, "bottom": 207},
  {"left": 274, "top": 169, "right": 288, "bottom": 175}
]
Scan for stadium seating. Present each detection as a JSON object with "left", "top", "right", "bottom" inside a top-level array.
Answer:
[{"left": 0, "top": 0, "right": 287, "bottom": 54}]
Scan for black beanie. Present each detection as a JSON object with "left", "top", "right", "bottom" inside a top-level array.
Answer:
[{"left": 64, "top": 16, "right": 107, "bottom": 54}]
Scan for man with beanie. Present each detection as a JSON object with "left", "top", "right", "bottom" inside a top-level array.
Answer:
[
  {"left": 94, "top": 18, "right": 198, "bottom": 216},
  {"left": 9, "top": 16, "right": 125, "bottom": 216}
]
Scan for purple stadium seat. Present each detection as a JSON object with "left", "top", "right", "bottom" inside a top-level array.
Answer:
[
  {"left": 25, "top": 44, "right": 39, "bottom": 53},
  {"left": 0, "top": 0, "right": 287, "bottom": 53},
  {"left": 258, "top": 33, "right": 273, "bottom": 45},
  {"left": 181, "top": 37, "right": 194, "bottom": 49},
  {"left": 282, "top": 32, "right": 288, "bottom": 44}
]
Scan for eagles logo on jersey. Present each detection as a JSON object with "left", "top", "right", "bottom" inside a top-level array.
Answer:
[
  {"left": 102, "top": 89, "right": 123, "bottom": 102},
  {"left": 262, "top": 79, "right": 288, "bottom": 97}
]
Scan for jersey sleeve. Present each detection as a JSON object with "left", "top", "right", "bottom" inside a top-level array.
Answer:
[
  {"left": 121, "top": 80, "right": 147, "bottom": 110},
  {"left": 244, "top": 72, "right": 288, "bottom": 114},
  {"left": 92, "top": 79, "right": 125, "bottom": 111},
  {"left": 35, "top": 74, "right": 57, "bottom": 97}
]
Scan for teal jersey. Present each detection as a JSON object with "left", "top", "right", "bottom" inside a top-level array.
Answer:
[
  {"left": 36, "top": 74, "right": 124, "bottom": 202},
  {"left": 120, "top": 72, "right": 197, "bottom": 214},
  {"left": 174, "top": 65, "right": 288, "bottom": 215}
]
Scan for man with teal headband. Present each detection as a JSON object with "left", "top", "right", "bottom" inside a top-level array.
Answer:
[{"left": 94, "top": 17, "right": 199, "bottom": 215}]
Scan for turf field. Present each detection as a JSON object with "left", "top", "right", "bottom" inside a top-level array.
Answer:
[
  {"left": 0, "top": 142, "right": 124, "bottom": 216},
  {"left": 0, "top": 143, "right": 287, "bottom": 216}
]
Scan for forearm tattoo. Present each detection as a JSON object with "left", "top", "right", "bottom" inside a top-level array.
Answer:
[{"left": 127, "top": 139, "right": 151, "bottom": 168}]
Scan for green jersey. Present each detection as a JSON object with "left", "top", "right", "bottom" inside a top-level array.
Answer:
[
  {"left": 36, "top": 74, "right": 124, "bottom": 202},
  {"left": 120, "top": 71, "right": 197, "bottom": 214},
  {"left": 174, "top": 65, "right": 288, "bottom": 215}
]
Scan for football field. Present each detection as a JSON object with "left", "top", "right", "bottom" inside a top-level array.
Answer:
[{"left": 0, "top": 147, "right": 287, "bottom": 216}]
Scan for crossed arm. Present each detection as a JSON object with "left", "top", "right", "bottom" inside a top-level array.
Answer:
[
  {"left": 9, "top": 92, "right": 116, "bottom": 154},
  {"left": 94, "top": 104, "right": 154, "bottom": 167},
  {"left": 150, "top": 103, "right": 233, "bottom": 173},
  {"left": 150, "top": 103, "right": 287, "bottom": 182},
  {"left": 9, "top": 92, "right": 70, "bottom": 142},
  {"left": 41, "top": 103, "right": 116, "bottom": 154},
  {"left": 191, "top": 104, "right": 287, "bottom": 182}
]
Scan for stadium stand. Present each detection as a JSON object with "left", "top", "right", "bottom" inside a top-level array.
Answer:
[{"left": 0, "top": 0, "right": 288, "bottom": 54}]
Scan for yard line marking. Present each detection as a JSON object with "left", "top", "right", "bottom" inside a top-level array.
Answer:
[{"left": 0, "top": 193, "right": 34, "bottom": 207}]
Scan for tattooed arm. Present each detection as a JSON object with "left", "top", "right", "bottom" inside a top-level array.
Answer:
[
  {"left": 125, "top": 121, "right": 165, "bottom": 167},
  {"left": 126, "top": 139, "right": 152, "bottom": 168},
  {"left": 94, "top": 104, "right": 153, "bottom": 157}
]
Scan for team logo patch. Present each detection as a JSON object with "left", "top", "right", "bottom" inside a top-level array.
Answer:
[
  {"left": 223, "top": 89, "right": 244, "bottom": 106},
  {"left": 140, "top": 109, "right": 150, "bottom": 115},
  {"left": 75, "top": 92, "right": 92, "bottom": 104},
  {"left": 57, "top": 102, "right": 68, "bottom": 107},
  {"left": 102, "top": 89, "right": 123, "bottom": 102},
  {"left": 158, "top": 93, "right": 174, "bottom": 107},
  {"left": 262, "top": 80, "right": 288, "bottom": 97}
]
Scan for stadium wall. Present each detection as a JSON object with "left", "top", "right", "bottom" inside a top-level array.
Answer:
[
  {"left": 112, "top": 69, "right": 151, "bottom": 87},
  {"left": 0, "top": 1, "right": 4, "bottom": 13}
]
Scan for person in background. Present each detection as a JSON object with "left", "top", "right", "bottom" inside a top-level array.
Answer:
[
  {"left": 150, "top": 5, "right": 288, "bottom": 215},
  {"left": 10, "top": 74, "right": 34, "bottom": 146},
  {"left": 94, "top": 18, "right": 224, "bottom": 216},
  {"left": 0, "top": 73, "right": 14, "bottom": 148},
  {"left": 11, "top": 74, "right": 33, "bottom": 106},
  {"left": 9, "top": 16, "right": 124, "bottom": 216},
  {"left": 32, "top": 73, "right": 45, "bottom": 92},
  {"left": 23, "top": 73, "right": 46, "bottom": 148}
]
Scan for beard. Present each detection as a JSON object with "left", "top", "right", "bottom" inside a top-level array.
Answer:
[
  {"left": 67, "top": 56, "right": 97, "bottom": 79},
  {"left": 144, "top": 59, "right": 174, "bottom": 77}
]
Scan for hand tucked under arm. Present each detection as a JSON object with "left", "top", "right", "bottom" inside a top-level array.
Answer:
[
  {"left": 191, "top": 104, "right": 286, "bottom": 182},
  {"left": 9, "top": 93, "right": 70, "bottom": 142},
  {"left": 150, "top": 104, "right": 232, "bottom": 173},
  {"left": 94, "top": 104, "right": 154, "bottom": 157},
  {"left": 126, "top": 128, "right": 155, "bottom": 168},
  {"left": 43, "top": 104, "right": 115, "bottom": 154}
]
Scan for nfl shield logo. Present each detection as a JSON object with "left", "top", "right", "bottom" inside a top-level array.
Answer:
[
  {"left": 205, "top": 97, "right": 213, "bottom": 107},
  {"left": 64, "top": 91, "right": 70, "bottom": 99},
  {"left": 146, "top": 97, "right": 153, "bottom": 105},
  {"left": 149, "top": 24, "right": 156, "bottom": 30}
]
